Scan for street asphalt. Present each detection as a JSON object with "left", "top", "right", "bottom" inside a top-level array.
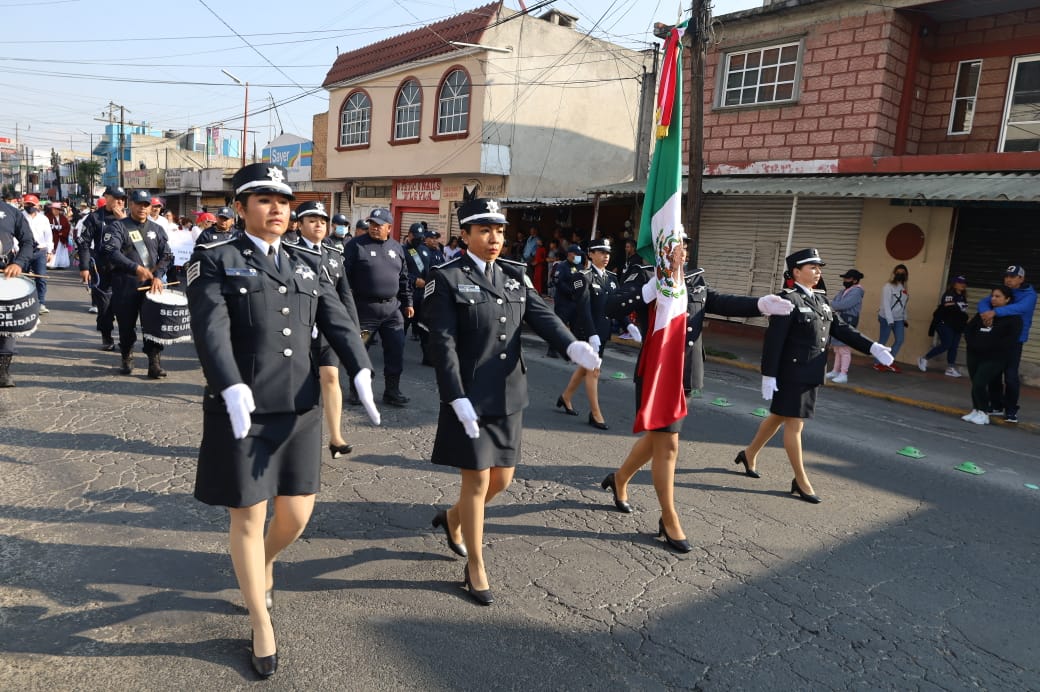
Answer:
[{"left": 1, "top": 272, "right": 1038, "bottom": 691}]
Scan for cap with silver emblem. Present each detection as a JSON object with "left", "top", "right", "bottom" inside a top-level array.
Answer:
[
  {"left": 231, "top": 163, "right": 294, "bottom": 199},
  {"left": 296, "top": 200, "right": 329, "bottom": 219}
]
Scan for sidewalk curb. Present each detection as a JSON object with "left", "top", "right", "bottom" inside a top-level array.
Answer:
[{"left": 702, "top": 354, "right": 1040, "bottom": 434}]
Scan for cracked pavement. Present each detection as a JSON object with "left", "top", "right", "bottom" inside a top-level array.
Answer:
[{"left": 1, "top": 274, "right": 1038, "bottom": 690}]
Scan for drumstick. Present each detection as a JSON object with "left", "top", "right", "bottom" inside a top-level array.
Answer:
[
  {"left": 21, "top": 272, "right": 47, "bottom": 279},
  {"left": 137, "top": 281, "right": 180, "bottom": 291}
]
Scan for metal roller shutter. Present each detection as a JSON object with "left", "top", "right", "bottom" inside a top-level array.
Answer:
[
  {"left": 698, "top": 196, "right": 862, "bottom": 327},
  {"left": 399, "top": 211, "right": 440, "bottom": 239},
  {"left": 290, "top": 192, "right": 331, "bottom": 212}
]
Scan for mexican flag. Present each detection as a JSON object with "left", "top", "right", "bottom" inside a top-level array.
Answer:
[{"left": 633, "top": 21, "right": 689, "bottom": 434}]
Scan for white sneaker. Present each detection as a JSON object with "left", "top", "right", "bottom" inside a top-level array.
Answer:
[
  {"left": 962, "top": 409, "right": 980, "bottom": 421},
  {"left": 825, "top": 371, "right": 839, "bottom": 380},
  {"left": 38, "top": 305, "right": 50, "bottom": 314},
  {"left": 88, "top": 306, "right": 98, "bottom": 314},
  {"left": 917, "top": 356, "right": 928, "bottom": 372},
  {"left": 831, "top": 373, "right": 848, "bottom": 384},
  {"left": 944, "top": 367, "right": 962, "bottom": 378},
  {"left": 969, "top": 410, "right": 990, "bottom": 425}
]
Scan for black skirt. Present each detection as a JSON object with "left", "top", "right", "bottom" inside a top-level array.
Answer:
[
  {"left": 634, "top": 377, "right": 685, "bottom": 433},
  {"left": 431, "top": 404, "right": 522, "bottom": 470},
  {"left": 769, "top": 381, "right": 818, "bottom": 419},
  {"left": 194, "top": 406, "right": 322, "bottom": 508}
]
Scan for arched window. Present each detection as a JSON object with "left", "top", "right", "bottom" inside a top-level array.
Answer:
[
  {"left": 437, "top": 69, "right": 470, "bottom": 136},
  {"left": 394, "top": 80, "right": 422, "bottom": 141},
  {"left": 339, "top": 90, "right": 371, "bottom": 147}
]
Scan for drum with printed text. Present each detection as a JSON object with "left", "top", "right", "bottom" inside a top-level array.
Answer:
[
  {"left": 0, "top": 275, "right": 40, "bottom": 338},
  {"left": 141, "top": 290, "right": 192, "bottom": 344}
]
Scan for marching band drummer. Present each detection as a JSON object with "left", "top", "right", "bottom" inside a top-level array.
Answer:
[
  {"left": 185, "top": 163, "right": 381, "bottom": 678},
  {"left": 423, "top": 196, "right": 601, "bottom": 606},
  {"left": 0, "top": 193, "right": 35, "bottom": 388}
]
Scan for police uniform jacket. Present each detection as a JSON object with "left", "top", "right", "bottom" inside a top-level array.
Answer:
[
  {"left": 186, "top": 235, "right": 372, "bottom": 415},
  {"left": 101, "top": 217, "right": 173, "bottom": 288},
  {"left": 404, "top": 240, "right": 433, "bottom": 311},
  {"left": 342, "top": 234, "right": 412, "bottom": 310},
  {"left": 575, "top": 266, "right": 618, "bottom": 343},
  {"left": 553, "top": 262, "right": 591, "bottom": 330},
  {"left": 762, "top": 286, "right": 873, "bottom": 386},
  {"left": 195, "top": 228, "right": 238, "bottom": 246},
  {"left": 77, "top": 209, "right": 122, "bottom": 268},
  {"left": 0, "top": 201, "right": 34, "bottom": 271},
  {"left": 323, "top": 236, "right": 347, "bottom": 255},
  {"left": 284, "top": 240, "right": 360, "bottom": 330},
  {"left": 425, "top": 256, "right": 574, "bottom": 416},
  {"left": 608, "top": 265, "right": 761, "bottom": 393}
]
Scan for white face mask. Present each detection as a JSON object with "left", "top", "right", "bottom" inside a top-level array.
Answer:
[
  {"left": 571, "top": 255, "right": 582, "bottom": 266},
  {"left": 333, "top": 226, "right": 348, "bottom": 237}
]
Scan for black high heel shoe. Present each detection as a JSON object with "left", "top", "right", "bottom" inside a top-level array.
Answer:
[
  {"left": 600, "top": 473, "right": 633, "bottom": 513},
  {"left": 733, "top": 450, "right": 761, "bottom": 478},
  {"left": 329, "top": 442, "right": 353, "bottom": 459},
  {"left": 250, "top": 629, "right": 278, "bottom": 678},
  {"left": 556, "top": 396, "right": 579, "bottom": 416},
  {"left": 431, "top": 510, "right": 468, "bottom": 557},
  {"left": 588, "top": 413, "right": 609, "bottom": 430},
  {"left": 790, "top": 478, "right": 822, "bottom": 504},
  {"left": 463, "top": 565, "right": 494, "bottom": 606},
  {"left": 657, "top": 518, "right": 692, "bottom": 553}
]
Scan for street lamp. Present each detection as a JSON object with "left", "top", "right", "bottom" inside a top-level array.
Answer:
[{"left": 222, "top": 69, "right": 249, "bottom": 167}]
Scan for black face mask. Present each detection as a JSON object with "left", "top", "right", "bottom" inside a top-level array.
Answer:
[
  {"left": 842, "top": 280, "right": 855, "bottom": 288},
  {"left": 894, "top": 273, "right": 907, "bottom": 282}
]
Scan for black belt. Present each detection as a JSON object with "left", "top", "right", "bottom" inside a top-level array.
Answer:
[{"left": 365, "top": 296, "right": 396, "bottom": 303}]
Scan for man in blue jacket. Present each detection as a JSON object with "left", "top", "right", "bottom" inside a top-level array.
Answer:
[{"left": 977, "top": 264, "right": 1036, "bottom": 424}]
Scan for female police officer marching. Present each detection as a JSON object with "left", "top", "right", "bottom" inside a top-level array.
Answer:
[
  {"left": 736, "top": 249, "right": 893, "bottom": 503},
  {"left": 185, "top": 163, "right": 381, "bottom": 677},
  {"left": 423, "top": 196, "right": 601, "bottom": 605}
]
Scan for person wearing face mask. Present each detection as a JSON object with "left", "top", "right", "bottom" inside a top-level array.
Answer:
[
  {"left": 547, "top": 244, "right": 589, "bottom": 362},
  {"left": 825, "top": 269, "right": 865, "bottom": 384},
  {"left": 961, "top": 285, "right": 1022, "bottom": 425},
  {"left": 325, "top": 213, "right": 351, "bottom": 253},
  {"left": 918, "top": 275, "right": 969, "bottom": 377},
  {"left": 875, "top": 263, "right": 909, "bottom": 372}
]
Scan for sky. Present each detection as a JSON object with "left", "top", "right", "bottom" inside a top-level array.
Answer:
[{"left": 1, "top": 0, "right": 761, "bottom": 157}]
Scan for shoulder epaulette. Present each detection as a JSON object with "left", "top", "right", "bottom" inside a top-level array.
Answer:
[
  {"left": 434, "top": 257, "right": 463, "bottom": 269},
  {"left": 498, "top": 257, "right": 525, "bottom": 267},
  {"left": 285, "top": 242, "right": 321, "bottom": 256},
  {"left": 780, "top": 287, "right": 796, "bottom": 294},
  {"left": 813, "top": 288, "right": 826, "bottom": 294},
  {"left": 198, "top": 238, "right": 236, "bottom": 250}
]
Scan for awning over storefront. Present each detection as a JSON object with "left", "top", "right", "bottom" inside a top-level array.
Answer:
[{"left": 586, "top": 172, "right": 1040, "bottom": 202}]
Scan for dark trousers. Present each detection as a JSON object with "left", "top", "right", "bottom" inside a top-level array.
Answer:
[
  {"left": 359, "top": 301, "right": 405, "bottom": 376},
  {"left": 924, "top": 324, "right": 962, "bottom": 365},
  {"left": 988, "top": 342, "right": 1023, "bottom": 415},
  {"left": 967, "top": 351, "right": 1008, "bottom": 412},
  {"left": 112, "top": 282, "right": 162, "bottom": 356},
  {"left": 30, "top": 249, "right": 48, "bottom": 305},
  {"left": 91, "top": 263, "right": 115, "bottom": 336},
  {"left": 0, "top": 335, "right": 13, "bottom": 356}
]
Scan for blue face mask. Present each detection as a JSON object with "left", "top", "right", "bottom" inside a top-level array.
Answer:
[
  {"left": 571, "top": 256, "right": 582, "bottom": 266},
  {"left": 333, "top": 226, "right": 348, "bottom": 238}
]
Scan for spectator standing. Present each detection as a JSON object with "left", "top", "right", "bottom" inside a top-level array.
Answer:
[
  {"left": 961, "top": 286, "right": 1023, "bottom": 425},
  {"left": 874, "top": 263, "right": 909, "bottom": 372},
  {"left": 21, "top": 195, "right": 52, "bottom": 313},
  {"left": 825, "top": 269, "right": 865, "bottom": 384},
  {"left": 975, "top": 265, "right": 1036, "bottom": 424},
  {"left": 532, "top": 237, "right": 547, "bottom": 294},
  {"left": 918, "top": 275, "right": 969, "bottom": 377}
]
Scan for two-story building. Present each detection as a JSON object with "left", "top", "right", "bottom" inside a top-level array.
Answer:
[
  {"left": 595, "top": 0, "right": 1040, "bottom": 375},
  {"left": 315, "top": 1, "right": 653, "bottom": 239}
]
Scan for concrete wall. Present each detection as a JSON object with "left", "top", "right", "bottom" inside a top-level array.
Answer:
[{"left": 853, "top": 199, "right": 955, "bottom": 364}]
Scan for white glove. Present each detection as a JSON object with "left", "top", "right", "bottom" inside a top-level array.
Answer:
[
  {"left": 353, "top": 368, "right": 381, "bottom": 425},
  {"left": 870, "top": 342, "right": 894, "bottom": 366},
  {"left": 221, "top": 383, "right": 256, "bottom": 440},
  {"left": 588, "top": 334, "right": 602, "bottom": 353},
  {"left": 450, "top": 397, "right": 480, "bottom": 439},
  {"left": 567, "top": 340, "right": 602, "bottom": 371},
  {"left": 757, "top": 294, "right": 794, "bottom": 316},
  {"left": 626, "top": 324, "right": 642, "bottom": 343},
  {"left": 641, "top": 279, "right": 657, "bottom": 304},
  {"left": 761, "top": 376, "right": 779, "bottom": 401}
]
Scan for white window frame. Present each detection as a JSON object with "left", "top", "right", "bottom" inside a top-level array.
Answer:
[
  {"left": 437, "top": 70, "right": 470, "bottom": 135},
  {"left": 948, "top": 60, "right": 982, "bottom": 136},
  {"left": 719, "top": 40, "right": 803, "bottom": 109},
  {"left": 340, "top": 91, "right": 371, "bottom": 147},
  {"left": 394, "top": 80, "right": 422, "bottom": 141},
  {"left": 998, "top": 53, "right": 1040, "bottom": 152}
]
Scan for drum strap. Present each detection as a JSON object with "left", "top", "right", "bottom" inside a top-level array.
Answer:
[{"left": 128, "top": 225, "right": 153, "bottom": 269}]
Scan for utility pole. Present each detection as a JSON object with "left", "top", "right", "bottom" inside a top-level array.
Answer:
[
  {"left": 685, "top": 0, "right": 710, "bottom": 264},
  {"left": 96, "top": 102, "right": 130, "bottom": 187},
  {"left": 634, "top": 47, "right": 660, "bottom": 183}
]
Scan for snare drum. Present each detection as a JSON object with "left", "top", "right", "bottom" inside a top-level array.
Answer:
[
  {"left": 141, "top": 290, "right": 192, "bottom": 344},
  {"left": 0, "top": 275, "right": 40, "bottom": 338}
]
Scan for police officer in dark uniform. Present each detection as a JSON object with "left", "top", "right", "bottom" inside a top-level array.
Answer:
[
  {"left": 195, "top": 206, "right": 237, "bottom": 245},
  {"left": 738, "top": 248, "right": 893, "bottom": 504},
  {"left": 423, "top": 196, "right": 601, "bottom": 605},
  {"left": 284, "top": 200, "right": 362, "bottom": 458},
  {"left": 0, "top": 196, "right": 35, "bottom": 387},
  {"left": 404, "top": 222, "right": 434, "bottom": 361},
  {"left": 425, "top": 228, "right": 445, "bottom": 265},
  {"left": 77, "top": 185, "right": 127, "bottom": 350},
  {"left": 556, "top": 238, "right": 617, "bottom": 428},
  {"left": 185, "top": 163, "right": 380, "bottom": 678},
  {"left": 101, "top": 190, "right": 174, "bottom": 378},
  {"left": 326, "top": 213, "right": 351, "bottom": 252},
  {"left": 547, "top": 244, "right": 589, "bottom": 360},
  {"left": 341, "top": 207, "right": 413, "bottom": 406}
]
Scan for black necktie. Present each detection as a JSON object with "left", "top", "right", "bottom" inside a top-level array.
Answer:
[
  {"left": 485, "top": 262, "right": 494, "bottom": 286},
  {"left": 268, "top": 245, "right": 279, "bottom": 270}
]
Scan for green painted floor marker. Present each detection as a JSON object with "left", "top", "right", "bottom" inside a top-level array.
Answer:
[
  {"left": 611, "top": 371, "right": 627, "bottom": 379},
  {"left": 711, "top": 397, "right": 733, "bottom": 407},
  {"left": 897, "top": 446, "right": 925, "bottom": 459},
  {"left": 1025, "top": 483, "right": 1039, "bottom": 490},
  {"left": 750, "top": 407, "right": 769, "bottom": 417},
  {"left": 955, "top": 461, "right": 984, "bottom": 475}
]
